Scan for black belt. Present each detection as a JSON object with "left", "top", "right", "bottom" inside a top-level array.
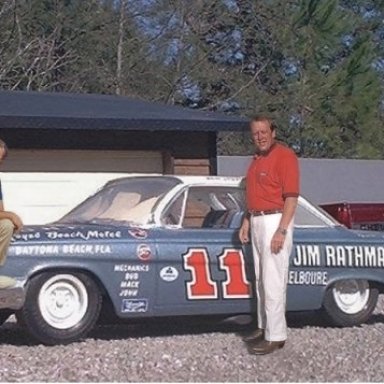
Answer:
[{"left": 249, "top": 209, "right": 283, "bottom": 216}]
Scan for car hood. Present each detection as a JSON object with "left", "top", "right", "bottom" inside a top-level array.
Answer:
[{"left": 12, "top": 223, "right": 152, "bottom": 244}]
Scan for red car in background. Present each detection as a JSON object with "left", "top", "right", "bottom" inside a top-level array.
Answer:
[{"left": 320, "top": 202, "right": 384, "bottom": 231}]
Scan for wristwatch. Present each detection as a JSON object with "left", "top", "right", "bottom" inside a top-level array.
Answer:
[{"left": 278, "top": 227, "right": 287, "bottom": 235}]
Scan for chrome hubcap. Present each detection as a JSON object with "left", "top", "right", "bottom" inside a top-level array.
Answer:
[
  {"left": 332, "top": 279, "right": 369, "bottom": 314},
  {"left": 38, "top": 274, "right": 88, "bottom": 329}
]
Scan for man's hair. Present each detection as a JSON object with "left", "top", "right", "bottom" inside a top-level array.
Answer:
[
  {"left": 250, "top": 114, "right": 277, "bottom": 131},
  {"left": 0, "top": 139, "right": 8, "bottom": 159}
]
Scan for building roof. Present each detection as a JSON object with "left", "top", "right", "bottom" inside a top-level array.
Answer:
[{"left": 0, "top": 90, "right": 248, "bottom": 132}]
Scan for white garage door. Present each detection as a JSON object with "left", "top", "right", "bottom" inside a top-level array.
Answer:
[
  {"left": 1, "top": 149, "right": 164, "bottom": 172},
  {"left": 0, "top": 150, "right": 164, "bottom": 224}
]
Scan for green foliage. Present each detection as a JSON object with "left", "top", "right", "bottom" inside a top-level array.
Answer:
[{"left": 0, "top": 0, "right": 383, "bottom": 159}]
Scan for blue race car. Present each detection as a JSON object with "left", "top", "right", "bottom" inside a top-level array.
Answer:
[{"left": 0, "top": 175, "right": 383, "bottom": 344}]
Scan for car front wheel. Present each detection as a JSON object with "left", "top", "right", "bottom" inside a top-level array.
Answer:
[
  {"left": 19, "top": 272, "right": 102, "bottom": 345},
  {"left": 323, "top": 279, "right": 378, "bottom": 327},
  {"left": 0, "top": 309, "right": 13, "bottom": 326}
]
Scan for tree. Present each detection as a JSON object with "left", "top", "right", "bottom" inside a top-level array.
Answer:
[
  {"left": 218, "top": 0, "right": 383, "bottom": 158},
  {"left": 284, "top": 0, "right": 383, "bottom": 158},
  {"left": 0, "top": 0, "right": 383, "bottom": 159}
]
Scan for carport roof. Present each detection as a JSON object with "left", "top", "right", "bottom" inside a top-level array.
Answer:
[{"left": 0, "top": 90, "right": 249, "bottom": 132}]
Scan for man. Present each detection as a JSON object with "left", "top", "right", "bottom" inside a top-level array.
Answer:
[
  {"left": 239, "top": 115, "right": 299, "bottom": 355},
  {"left": 0, "top": 139, "right": 23, "bottom": 289}
]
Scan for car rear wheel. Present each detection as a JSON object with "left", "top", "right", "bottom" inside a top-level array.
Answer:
[
  {"left": 323, "top": 279, "right": 378, "bottom": 327},
  {"left": 19, "top": 272, "right": 102, "bottom": 345}
]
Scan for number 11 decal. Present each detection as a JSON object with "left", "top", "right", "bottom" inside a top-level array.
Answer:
[{"left": 183, "top": 248, "right": 252, "bottom": 300}]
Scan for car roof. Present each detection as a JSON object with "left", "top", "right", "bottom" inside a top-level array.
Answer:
[{"left": 104, "top": 174, "right": 244, "bottom": 188}]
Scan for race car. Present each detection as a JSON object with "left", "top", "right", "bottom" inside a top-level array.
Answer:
[{"left": 0, "top": 175, "right": 383, "bottom": 345}]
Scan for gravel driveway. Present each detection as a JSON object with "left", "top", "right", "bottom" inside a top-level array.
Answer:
[{"left": 0, "top": 296, "right": 383, "bottom": 382}]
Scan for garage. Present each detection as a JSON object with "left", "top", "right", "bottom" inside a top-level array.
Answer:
[
  {"left": 1, "top": 149, "right": 165, "bottom": 224},
  {"left": 0, "top": 90, "right": 248, "bottom": 224},
  {"left": 0, "top": 90, "right": 248, "bottom": 176}
]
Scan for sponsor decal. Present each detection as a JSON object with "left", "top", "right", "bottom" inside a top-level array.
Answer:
[
  {"left": 325, "top": 245, "right": 384, "bottom": 267},
  {"left": 114, "top": 263, "right": 150, "bottom": 298},
  {"left": 121, "top": 299, "right": 148, "bottom": 313},
  {"left": 10, "top": 243, "right": 112, "bottom": 256},
  {"left": 160, "top": 266, "right": 179, "bottom": 282},
  {"left": 45, "top": 230, "right": 121, "bottom": 241},
  {"left": 137, "top": 244, "right": 152, "bottom": 261},
  {"left": 293, "top": 245, "right": 321, "bottom": 267},
  {"left": 183, "top": 248, "right": 251, "bottom": 300},
  {"left": 288, "top": 270, "right": 328, "bottom": 285},
  {"left": 128, "top": 228, "right": 148, "bottom": 240},
  {"left": 120, "top": 280, "right": 139, "bottom": 288},
  {"left": 119, "top": 289, "right": 139, "bottom": 297},
  {"left": 293, "top": 244, "right": 384, "bottom": 268},
  {"left": 62, "top": 244, "right": 111, "bottom": 254},
  {"left": 13, "top": 232, "right": 41, "bottom": 242},
  {"left": 114, "top": 264, "right": 149, "bottom": 272},
  {"left": 12, "top": 245, "right": 59, "bottom": 256},
  {"left": 183, "top": 244, "right": 381, "bottom": 299}
]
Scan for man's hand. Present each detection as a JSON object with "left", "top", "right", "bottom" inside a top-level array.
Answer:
[
  {"left": 239, "top": 217, "right": 250, "bottom": 244},
  {"left": 8, "top": 212, "right": 23, "bottom": 232},
  {"left": 271, "top": 229, "right": 286, "bottom": 254}
]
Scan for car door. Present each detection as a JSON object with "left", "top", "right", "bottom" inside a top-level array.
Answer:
[
  {"left": 287, "top": 200, "right": 339, "bottom": 311},
  {"left": 153, "top": 185, "right": 255, "bottom": 317}
]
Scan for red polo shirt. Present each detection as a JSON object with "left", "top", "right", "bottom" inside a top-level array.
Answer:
[{"left": 246, "top": 142, "right": 299, "bottom": 211}]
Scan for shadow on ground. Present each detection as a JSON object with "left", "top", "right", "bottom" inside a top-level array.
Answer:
[{"left": 1, "top": 309, "right": 383, "bottom": 346}]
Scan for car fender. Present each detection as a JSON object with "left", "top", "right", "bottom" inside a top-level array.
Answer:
[{"left": 324, "top": 269, "right": 384, "bottom": 291}]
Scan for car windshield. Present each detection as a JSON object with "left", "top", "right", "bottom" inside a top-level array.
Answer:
[{"left": 58, "top": 176, "right": 181, "bottom": 226}]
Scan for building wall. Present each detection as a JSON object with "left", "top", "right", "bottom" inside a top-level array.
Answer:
[
  {"left": 3, "top": 150, "right": 163, "bottom": 173},
  {"left": 7, "top": 156, "right": 384, "bottom": 225},
  {"left": 1, "top": 129, "right": 211, "bottom": 155},
  {"left": 0, "top": 129, "right": 217, "bottom": 175},
  {"left": 218, "top": 156, "right": 384, "bottom": 204},
  {"left": 0, "top": 128, "right": 218, "bottom": 224}
]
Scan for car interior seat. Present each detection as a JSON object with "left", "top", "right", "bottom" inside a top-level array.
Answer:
[{"left": 202, "top": 209, "right": 228, "bottom": 228}]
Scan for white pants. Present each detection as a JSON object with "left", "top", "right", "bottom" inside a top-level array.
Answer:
[{"left": 250, "top": 213, "right": 293, "bottom": 341}]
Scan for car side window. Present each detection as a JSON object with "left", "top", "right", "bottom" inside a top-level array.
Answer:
[
  {"left": 295, "top": 203, "right": 328, "bottom": 227},
  {"left": 183, "top": 191, "right": 211, "bottom": 228},
  {"left": 181, "top": 186, "right": 243, "bottom": 229},
  {"left": 161, "top": 192, "right": 185, "bottom": 226}
]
